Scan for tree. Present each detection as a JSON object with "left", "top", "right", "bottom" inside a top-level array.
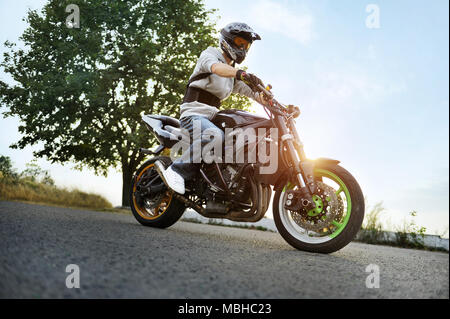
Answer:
[
  {"left": 0, "top": 0, "right": 251, "bottom": 206},
  {"left": 0, "top": 155, "right": 18, "bottom": 180}
]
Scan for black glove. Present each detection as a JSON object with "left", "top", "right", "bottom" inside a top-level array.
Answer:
[{"left": 236, "top": 70, "right": 264, "bottom": 92}]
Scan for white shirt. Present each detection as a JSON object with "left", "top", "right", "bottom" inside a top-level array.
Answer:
[{"left": 180, "top": 47, "right": 259, "bottom": 120}]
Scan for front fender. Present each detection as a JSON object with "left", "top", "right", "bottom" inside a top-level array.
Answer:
[
  {"left": 313, "top": 157, "right": 340, "bottom": 166},
  {"left": 273, "top": 157, "right": 341, "bottom": 192}
]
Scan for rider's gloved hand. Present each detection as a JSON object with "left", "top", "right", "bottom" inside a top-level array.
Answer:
[{"left": 236, "top": 70, "right": 264, "bottom": 92}]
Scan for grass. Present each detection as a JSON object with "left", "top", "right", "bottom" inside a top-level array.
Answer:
[
  {"left": 357, "top": 201, "right": 386, "bottom": 244},
  {"left": 0, "top": 177, "right": 113, "bottom": 210},
  {"left": 355, "top": 201, "right": 448, "bottom": 252}
]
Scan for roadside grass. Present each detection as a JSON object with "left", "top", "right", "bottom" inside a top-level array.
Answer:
[
  {"left": 0, "top": 177, "right": 113, "bottom": 211},
  {"left": 356, "top": 201, "right": 448, "bottom": 252},
  {"left": 0, "top": 156, "right": 114, "bottom": 211},
  {"left": 357, "top": 201, "right": 386, "bottom": 244}
]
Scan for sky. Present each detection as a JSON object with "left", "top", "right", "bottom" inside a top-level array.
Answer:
[{"left": 0, "top": 0, "right": 448, "bottom": 236}]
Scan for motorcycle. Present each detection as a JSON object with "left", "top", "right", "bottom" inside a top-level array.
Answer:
[{"left": 130, "top": 83, "right": 365, "bottom": 253}]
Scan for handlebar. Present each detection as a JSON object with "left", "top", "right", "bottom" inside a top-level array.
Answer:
[
  {"left": 256, "top": 84, "right": 300, "bottom": 118},
  {"left": 257, "top": 84, "right": 274, "bottom": 99}
]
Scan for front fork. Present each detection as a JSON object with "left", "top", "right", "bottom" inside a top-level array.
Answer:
[{"left": 275, "top": 116, "right": 317, "bottom": 210}]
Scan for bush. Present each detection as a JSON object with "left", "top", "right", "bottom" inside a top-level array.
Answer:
[
  {"left": 359, "top": 201, "right": 386, "bottom": 244},
  {"left": 395, "top": 211, "right": 427, "bottom": 249},
  {"left": 20, "top": 160, "right": 55, "bottom": 185}
]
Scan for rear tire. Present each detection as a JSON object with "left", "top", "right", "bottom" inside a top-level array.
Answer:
[
  {"left": 273, "top": 163, "right": 364, "bottom": 253},
  {"left": 130, "top": 156, "right": 186, "bottom": 228}
]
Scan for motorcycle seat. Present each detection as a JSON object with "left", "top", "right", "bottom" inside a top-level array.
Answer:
[{"left": 164, "top": 125, "right": 190, "bottom": 144}]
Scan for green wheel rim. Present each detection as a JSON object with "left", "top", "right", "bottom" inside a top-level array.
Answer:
[
  {"left": 281, "top": 168, "right": 352, "bottom": 239},
  {"left": 315, "top": 168, "right": 352, "bottom": 238}
]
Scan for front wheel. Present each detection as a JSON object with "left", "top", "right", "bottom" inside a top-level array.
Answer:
[{"left": 273, "top": 162, "right": 365, "bottom": 253}]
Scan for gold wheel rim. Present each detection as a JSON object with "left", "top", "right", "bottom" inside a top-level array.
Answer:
[{"left": 132, "top": 163, "right": 173, "bottom": 220}]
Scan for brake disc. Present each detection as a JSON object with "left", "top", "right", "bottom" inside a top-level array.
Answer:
[
  {"left": 143, "top": 192, "right": 165, "bottom": 211},
  {"left": 289, "top": 182, "right": 343, "bottom": 233}
]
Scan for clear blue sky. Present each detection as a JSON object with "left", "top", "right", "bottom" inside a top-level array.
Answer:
[{"left": 1, "top": 0, "right": 448, "bottom": 235}]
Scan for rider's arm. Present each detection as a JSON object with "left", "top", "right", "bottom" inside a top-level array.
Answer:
[
  {"left": 232, "top": 78, "right": 268, "bottom": 106},
  {"left": 210, "top": 62, "right": 237, "bottom": 78},
  {"left": 210, "top": 61, "right": 268, "bottom": 105}
]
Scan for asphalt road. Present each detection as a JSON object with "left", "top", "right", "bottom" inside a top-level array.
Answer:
[{"left": 0, "top": 201, "right": 448, "bottom": 299}]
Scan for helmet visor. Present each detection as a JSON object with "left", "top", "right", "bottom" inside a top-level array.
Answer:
[{"left": 233, "top": 36, "right": 252, "bottom": 51}]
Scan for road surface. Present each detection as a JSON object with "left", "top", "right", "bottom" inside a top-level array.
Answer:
[{"left": 0, "top": 201, "right": 448, "bottom": 298}]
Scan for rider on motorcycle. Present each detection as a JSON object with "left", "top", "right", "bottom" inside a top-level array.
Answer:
[{"left": 156, "top": 22, "right": 267, "bottom": 194}]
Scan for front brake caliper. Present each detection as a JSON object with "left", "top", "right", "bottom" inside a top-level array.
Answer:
[{"left": 284, "top": 188, "right": 315, "bottom": 211}]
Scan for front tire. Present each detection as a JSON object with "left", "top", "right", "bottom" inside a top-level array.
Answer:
[
  {"left": 273, "top": 162, "right": 364, "bottom": 253},
  {"left": 130, "top": 156, "right": 186, "bottom": 228}
]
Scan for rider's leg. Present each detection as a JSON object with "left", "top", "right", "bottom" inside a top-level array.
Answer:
[{"left": 156, "top": 115, "right": 224, "bottom": 194}]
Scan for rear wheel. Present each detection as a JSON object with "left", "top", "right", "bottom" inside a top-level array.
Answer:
[
  {"left": 130, "top": 156, "right": 186, "bottom": 228},
  {"left": 273, "top": 162, "right": 364, "bottom": 253}
]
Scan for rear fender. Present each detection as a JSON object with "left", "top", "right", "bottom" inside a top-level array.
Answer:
[{"left": 142, "top": 115, "right": 180, "bottom": 148}]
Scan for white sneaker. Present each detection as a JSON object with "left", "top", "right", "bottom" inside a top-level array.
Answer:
[{"left": 154, "top": 161, "right": 185, "bottom": 195}]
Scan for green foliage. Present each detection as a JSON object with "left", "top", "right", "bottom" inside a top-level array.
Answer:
[
  {"left": 360, "top": 201, "right": 386, "bottom": 244},
  {"left": 395, "top": 211, "right": 427, "bottom": 249},
  {"left": 0, "top": 0, "right": 237, "bottom": 205},
  {"left": 20, "top": 159, "right": 55, "bottom": 185},
  {"left": 363, "top": 201, "right": 384, "bottom": 231},
  {"left": 357, "top": 205, "right": 433, "bottom": 250},
  {"left": 221, "top": 91, "right": 252, "bottom": 111},
  {"left": 0, "top": 155, "right": 54, "bottom": 185},
  {"left": 0, "top": 155, "right": 19, "bottom": 180}
]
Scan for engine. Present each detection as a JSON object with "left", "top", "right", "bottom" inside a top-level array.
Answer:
[{"left": 202, "top": 163, "right": 251, "bottom": 203}]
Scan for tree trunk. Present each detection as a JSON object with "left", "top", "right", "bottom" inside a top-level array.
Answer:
[{"left": 121, "top": 165, "right": 134, "bottom": 207}]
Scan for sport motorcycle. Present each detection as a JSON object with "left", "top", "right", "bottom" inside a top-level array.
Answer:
[{"left": 130, "top": 83, "right": 365, "bottom": 253}]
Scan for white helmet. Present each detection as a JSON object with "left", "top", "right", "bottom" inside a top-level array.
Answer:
[{"left": 219, "top": 22, "right": 261, "bottom": 64}]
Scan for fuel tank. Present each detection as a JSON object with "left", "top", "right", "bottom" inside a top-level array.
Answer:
[{"left": 212, "top": 109, "right": 273, "bottom": 130}]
